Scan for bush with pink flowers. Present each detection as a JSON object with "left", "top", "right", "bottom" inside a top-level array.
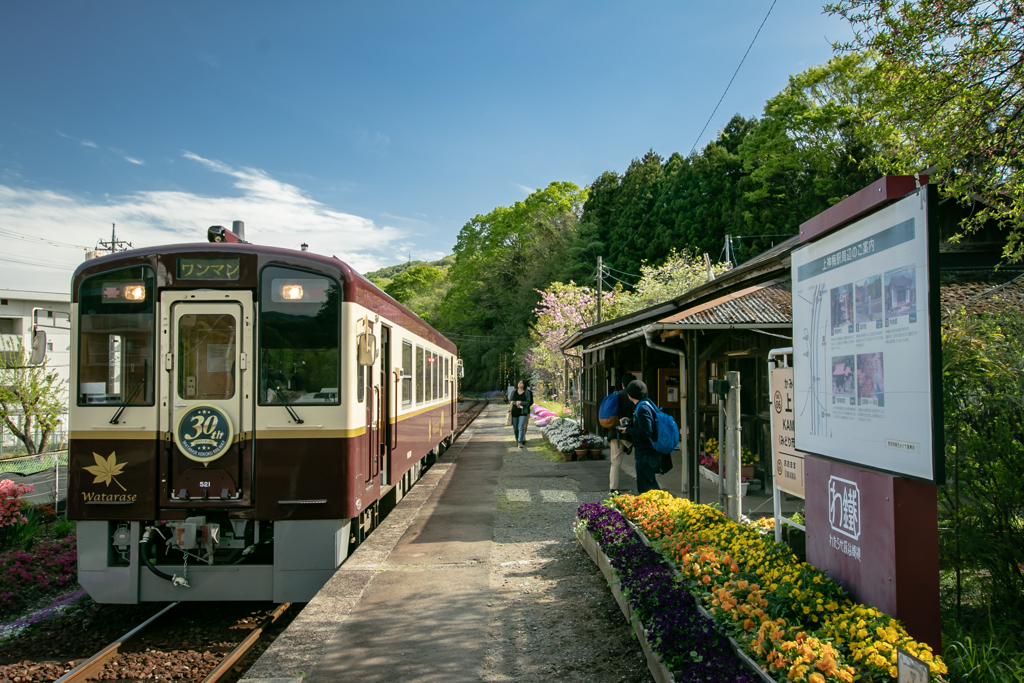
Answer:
[
  {"left": 0, "top": 534, "right": 77, "bottom": 617},
  {"left": 0, "top": 480, "right": 34, "bottom": 528}
]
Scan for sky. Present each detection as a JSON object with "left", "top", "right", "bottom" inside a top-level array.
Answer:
[{"left": 0, "top": 1, "right": 853, "bottom": 293}]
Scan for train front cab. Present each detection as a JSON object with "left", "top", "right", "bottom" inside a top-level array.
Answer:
[{"left": 70, "top": 252, "right": 453, "bottom": 604}]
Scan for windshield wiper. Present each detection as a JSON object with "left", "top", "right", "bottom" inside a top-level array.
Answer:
[
  {"left": 271, "top": 383, "right": 304, "bottom": 424},
  {"left": 110, "top": 361, "right": 147, "bottom": 425}
]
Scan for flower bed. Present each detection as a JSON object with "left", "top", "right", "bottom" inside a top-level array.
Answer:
[
  {"left": 535, "top": 415, "right": 604, "bottom": 455},
  {"left": 0, "top": 534, "right": 77, "bottom": 618},
  {"left": 576, "top": 503, "right": 762, "bottom": 683},
  {"left": 610, "top": 492, "right": 947, "bottom": 682}
]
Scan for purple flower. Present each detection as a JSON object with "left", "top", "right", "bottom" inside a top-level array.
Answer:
[{"left": 577, "top": 505, "right": 759, "bottom": 683}]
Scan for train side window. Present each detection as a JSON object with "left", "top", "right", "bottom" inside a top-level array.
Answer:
[
  {"left": 432, "top": 352, "right": 439, "bottom": 400},
  {"left": 416, "top": 346, "right": 424, "bottom": 404},
  {"left": 444, "top": 357, "right": 449, "bottom": 396},
  {"left": 401, "top": 341, "right": 412, "bottom": 406},
  {"left": 258, "top": 266, "right": 340, "bottom": 406},
  {"left": 77, "top": 265, "right": 156, "bottom": 406},
  {"left": 357, "top": 363, "right": 364, "bottom": 403}
]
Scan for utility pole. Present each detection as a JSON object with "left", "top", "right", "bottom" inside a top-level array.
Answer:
[
  {"left": 725, "top": 235, "right": 731, "bottom": 267},
  {"left": 725, "top": 370, "right": 742, "bottom": 520},
  {"left": 596, "top": 256, "right": 603, "bottom": 323},
  {"left": 97, "top": 223, "right": 133, "bottom": 253}
]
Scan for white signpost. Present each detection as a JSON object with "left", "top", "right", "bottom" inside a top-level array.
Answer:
[{"left": 791, "top": 189, "right": 941, "bottom": 481}]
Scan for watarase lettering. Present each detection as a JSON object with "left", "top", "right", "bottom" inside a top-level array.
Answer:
[{"left": 81, "top": 492, "right": 137, "bottom": 502}]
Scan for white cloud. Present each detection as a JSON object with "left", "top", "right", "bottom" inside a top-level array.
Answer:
[
  {"left": 514, "top": 183, "right": 536, "bottom": 196},
  {"left": 57, "top": 132, "right": 98, "bottom": 148},
  {"left": 355, "top": 129, "right": 390, "bottom": 155},
  {"left": 123, "top": 156, "right": 144, "bottom": 165},
  {"left": 0, "top": 153, "right": 406, "bottom": 292}
]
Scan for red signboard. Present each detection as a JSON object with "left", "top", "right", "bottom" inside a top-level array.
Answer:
[{"left": 805, "top": 455, "right": 940, "bottom": 649}]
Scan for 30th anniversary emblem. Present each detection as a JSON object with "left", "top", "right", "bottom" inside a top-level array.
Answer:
[{"left": 175, "top": 403, "right": 234, "bottom": 464}]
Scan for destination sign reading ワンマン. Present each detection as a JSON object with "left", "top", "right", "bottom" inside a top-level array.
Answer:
[{"left": 177, "top": 258, "right": 240, "bottom": 280}]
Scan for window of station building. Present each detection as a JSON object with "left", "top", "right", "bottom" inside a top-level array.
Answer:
[
  {"left": 77, "top": 265, "right": 156, "bottom": 406},
  {"left": 401, "top": 342, "right": 413, "bottom": 405},
  {"left": 416, "top": 346, "right": 424, "bottom": 404},
  {"left": 258, "top": 266, "right": 340, "bottom": 406}
]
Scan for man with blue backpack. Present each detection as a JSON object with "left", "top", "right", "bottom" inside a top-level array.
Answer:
[{"left": 618, "top": 379, "right": 680, "bottom": 495}]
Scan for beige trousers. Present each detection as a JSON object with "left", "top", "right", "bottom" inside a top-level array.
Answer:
[{"left": 609, "top": 438, "right": 632, "bottom": 490}]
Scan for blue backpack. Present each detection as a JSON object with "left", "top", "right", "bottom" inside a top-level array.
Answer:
[
  {"left": 598, "top": 393, "right": 620, "bottom": 428},
  {"left": 640, "top": 399, "right": 680, "bottom": 455}
]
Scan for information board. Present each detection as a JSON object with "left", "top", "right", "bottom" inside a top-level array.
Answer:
[
  {"left": 791, "top": 188, "right": 938, "bottom": 480},
  {"left": 770, "top": 366, "right": 804, "bottom": 497}
]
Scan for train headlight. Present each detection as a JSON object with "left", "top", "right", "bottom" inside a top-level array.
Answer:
[
  {"left": 281, "top": 284, "right": 304, "bottom": 300},
  {"left": 123, "top": 284, "right": 146, "bottom": 301}
]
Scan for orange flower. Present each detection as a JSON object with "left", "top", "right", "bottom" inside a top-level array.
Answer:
[{"left": 702, "top": 575, "right": 711, "bottom": 584}]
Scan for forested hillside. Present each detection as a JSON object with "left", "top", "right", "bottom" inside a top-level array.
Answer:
[{"left": 385, "top": 54, "right": 888, "bottom": 391}]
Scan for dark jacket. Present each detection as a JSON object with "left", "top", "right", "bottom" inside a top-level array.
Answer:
[
  {"left": 624, "top": 399, "right": 658, "bottom": 459},
  {"left": 510, "top": 390, "right": 533, "bottom": 418}
]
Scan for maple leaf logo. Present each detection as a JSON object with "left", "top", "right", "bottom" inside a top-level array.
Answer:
[{"left": 83, "top": 452, "right": 127, "bottom": 491}]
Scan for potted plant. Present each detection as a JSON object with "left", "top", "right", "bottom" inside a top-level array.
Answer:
[
  {"left": 588, "top": 436, "right": 604, "bottom": 458},
  {"left": 741, "top": 446, "right": 757, "bottom": 479}
]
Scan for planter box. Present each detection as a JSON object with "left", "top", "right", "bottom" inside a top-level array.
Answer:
[
  {"left": 585, "top": 512, "right": 779, "bottom": 683},
  {"left": 574, "top": 522, "right": 631, "bottom": 622},
  {"left": 699, "top": 465, "right": 720, "bottom": 486},
  {"left": 633, "top": 618, "right": 679, "bottom": 683}
]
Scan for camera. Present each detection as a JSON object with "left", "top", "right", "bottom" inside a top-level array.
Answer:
[{"left": 619, "top": 417, "right": 630, "bottom": 427}]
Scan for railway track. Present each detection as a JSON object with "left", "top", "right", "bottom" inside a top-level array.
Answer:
[
  {"left": 0, "top": 601, "right": 295, "bottom": 683},
  {"left": 0, "top": 406, "right": 486, "bottom": 683},
  {"left": 453, "top": 398, "right": 488, "bottom": 439}
]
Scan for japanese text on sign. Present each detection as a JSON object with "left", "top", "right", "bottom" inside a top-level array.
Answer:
[
  {"left": 771, "top": 366, "right": 804, "bottom": 497},
  {"left": 177, "top": 258, "right": 241, "bottom": 280}
]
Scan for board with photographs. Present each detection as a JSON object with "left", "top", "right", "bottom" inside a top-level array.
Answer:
[{"left": 791, "top": 187, "right": 940, "bottom": 481}]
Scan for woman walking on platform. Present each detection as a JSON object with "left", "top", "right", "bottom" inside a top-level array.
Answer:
[{"left": 509, "top": 379, "right": 533, "bottom": 448}]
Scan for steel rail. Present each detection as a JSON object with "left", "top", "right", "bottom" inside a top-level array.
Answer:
[
  {"left": 53, "top": 602, "right": 179, "bottom": 683},
  {"left": 200, "top": 602, "right": 292, "bottom": 683}
]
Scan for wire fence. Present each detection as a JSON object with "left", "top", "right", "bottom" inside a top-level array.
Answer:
[{"left": 0, "top": 450, "right": 68, "bottom": 508}]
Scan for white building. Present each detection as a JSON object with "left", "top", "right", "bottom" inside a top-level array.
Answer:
[{"left": 0, "top": 289, "right": 71, "bottom": 453}]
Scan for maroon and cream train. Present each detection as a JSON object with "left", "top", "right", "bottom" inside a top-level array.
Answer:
[{"left": 69, "top": 226, "right": 458, "bottom": 603}]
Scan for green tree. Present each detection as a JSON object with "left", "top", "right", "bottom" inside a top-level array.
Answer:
[
  {"left": 737, "top": 53, "right": 886, "bottom": 258},
  {"left": 385, "top": 265, "right": 445, "bottom": 304},
  {"left": 0, "top": 337, "right": 65, "bottom": 455},
  {"left": 827, "top": 0, "right": 1024, "bottom": 260},
  {"left": 615, "top": 250, "right": 732, "bottom": 316},
  {"left": 436, "top": 182, "right": 592, "bottom": 389}
]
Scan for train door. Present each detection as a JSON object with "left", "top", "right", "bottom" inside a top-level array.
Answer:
[
  {"left": 159, "top": 291, "right": 253, "bottom": 505},
  {"left": 379, "top": 326, "right": 391, "bottom": 486},
  {"left": 363, "top": 325, "right": 381, "bottom": 487}
]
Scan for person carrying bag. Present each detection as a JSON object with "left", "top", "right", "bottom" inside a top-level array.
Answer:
[{"left": 509, "top": 379, "right": 533, "bottom": 448}]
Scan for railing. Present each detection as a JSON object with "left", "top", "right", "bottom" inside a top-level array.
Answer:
[{"left": 0, "top": 450, "right": 68, "bottom": 506}]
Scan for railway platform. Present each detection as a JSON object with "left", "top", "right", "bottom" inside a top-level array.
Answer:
[{"left": 240, "top": 404, "right": 799, "bottom": 683}]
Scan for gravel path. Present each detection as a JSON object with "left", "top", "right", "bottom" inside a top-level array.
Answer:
[{"left": 482, "top": 432, "right": 651, "bottom": 683}]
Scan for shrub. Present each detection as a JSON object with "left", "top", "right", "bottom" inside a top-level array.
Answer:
[{"left": 0, "top": 534, "right": 77, "bottom": 617}]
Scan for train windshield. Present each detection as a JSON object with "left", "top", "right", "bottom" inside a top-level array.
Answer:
[
  {"left": 77, "top": 265, "right": 156, "bottom": 406},
  {"left": 258, "top": 266, "right": 341, "bottom": 405}
]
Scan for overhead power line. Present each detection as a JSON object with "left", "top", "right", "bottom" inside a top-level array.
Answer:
[
  {"left": 689, "top": 0, "right": 778, "bottom": 155},
  {"left": 0, "top": 227, "right": 91, "bottom": 250},
  {"left": 0, "top": 255, "right": 75, "bottom": 271}
]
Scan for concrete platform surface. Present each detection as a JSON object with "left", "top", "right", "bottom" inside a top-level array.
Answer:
[{"left": 241, "top": 405, "right": 802, "bottom": 683}]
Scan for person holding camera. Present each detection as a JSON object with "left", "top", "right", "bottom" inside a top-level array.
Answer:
[
  {"left": 608, "top": 372, "right": 636, "bottom": 493},
  {"left": 618, "top": 379, "right": 661, "bottom": 495}
]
